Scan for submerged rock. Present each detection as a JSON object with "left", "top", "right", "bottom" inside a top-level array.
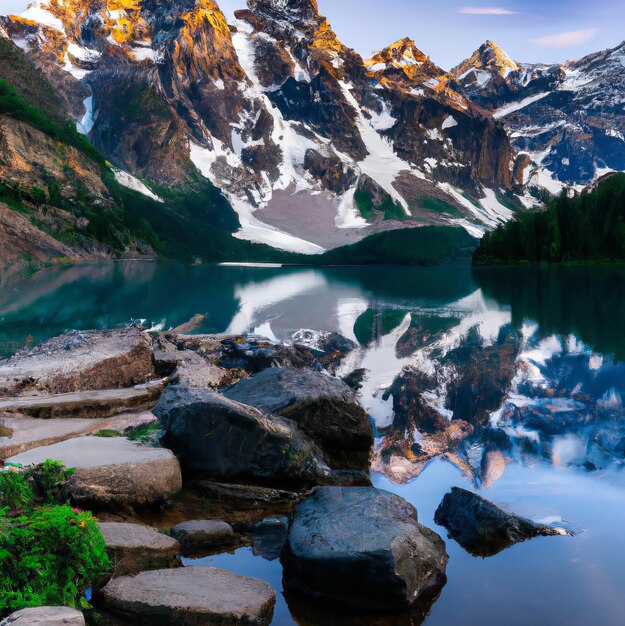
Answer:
[
  {"left": 155, "top": 385, "right": 367, "bottom": 489},
  {"left": 0, "top": 328, "right": 155, "bottom": 397},
  {"left": 253, "top": 517, "right": 288, "bottom": 561},
  {"left": 98, "top": 522, "right": 180, "bottom": 577},
  {"left": 95, "top": 566, "right": 276, "bottom": 625},
  {"left": 223, "top": 368, "right": 373, "bottom": 471},
  {"left": 281, "top": 486, "right": 448, "bottom": 612},
  {"left": 7, "top": 436, "right": 182, "bottom": 510},
  {"left": 434, "top": 487, "right": 570, "bottom": 557},
  {"left": 0, "top": 607, "right": 85, "bottom": 626},
  {"left": 170, "top": 519, "right": 237, "bottom": 554}
]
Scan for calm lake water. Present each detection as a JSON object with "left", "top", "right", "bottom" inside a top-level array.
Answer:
[{"left": 2, "top": 262, "right": 625, "bottom": 625}]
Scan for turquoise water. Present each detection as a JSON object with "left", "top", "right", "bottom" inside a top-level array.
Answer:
[{"left": 3, "top": 262, "right": 625, "bottom": 625}]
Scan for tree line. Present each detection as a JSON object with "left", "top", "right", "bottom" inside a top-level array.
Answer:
[{"left": 473, "top": 173, "right": 625, "bottom": 265}]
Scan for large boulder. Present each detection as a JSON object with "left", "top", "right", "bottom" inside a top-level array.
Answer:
[
  {"left": 98, "top": 522, "right": 181, "bottom": 576},
  {"left": 434, "top": 487, "right": 570, "bottom": 557},
  {"left": 0, "top": 328, "right": 155, "bottom": 397},
  {"left": 95, "top": 567, "right": 276, "bottom": 625},
  {"left": 154, "top": 385, "right": 366, "bottom": 489},
  {"left": 281, "top": 487, "right": 448, "bottom": 612},
  {"left": 0, "top": 607, "right": 85, "bottom": 625},
  {"left": 6, "top": 436, "right": 182, "bottom": 510},
  {"left": 170, "top": 520, "right": 237, "bottom": 554},
  {"left": 223, "top": 368, "right": 373, "bottom": 471}
]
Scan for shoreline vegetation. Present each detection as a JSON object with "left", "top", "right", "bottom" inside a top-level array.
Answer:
[{"left": 473, "top": 173, "right": 625, "bottom": 267}]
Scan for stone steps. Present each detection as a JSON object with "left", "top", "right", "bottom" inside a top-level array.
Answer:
[
  {"left": 0, "top": 411, "right": 157, "bottom": 461},
  {"left": 0, "top": 381, "right": 164, "bottom": 419}
]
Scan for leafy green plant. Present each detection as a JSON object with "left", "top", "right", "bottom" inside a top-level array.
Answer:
[
  {"left": 24, "top": 460, "right": 75, "bottom": 505},
  {"left": 0, "top": 471, "right": 33, "bottom": 512},
  {"left": 0, "top": 505, "right": 109, "bottom": 613}
]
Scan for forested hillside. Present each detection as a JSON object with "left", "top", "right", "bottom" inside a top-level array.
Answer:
[{"left": 473, "top": 174, "right": 625, "bottom": 265}]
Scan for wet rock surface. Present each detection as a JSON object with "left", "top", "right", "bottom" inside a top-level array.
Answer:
[
  {"left": 7, "top": 437, "right": 182, "bottom": 510},
  {"left": 223, "top": 368, "right": 373, "bottom": 471},
  {"left": 170, "top": 519, "right": 237, "bottom": 554},
  {"left": 98, "top": 522, "right": 180, "bottom": 577},
  {"left": 95, "top": 567, "right": 276, "bottom": 626},
  {"left": 435, "top": 487, "right": 569, "bottom": 557},
  {"left": 281, "top": 486, "right": 448, "bottom": 611}
]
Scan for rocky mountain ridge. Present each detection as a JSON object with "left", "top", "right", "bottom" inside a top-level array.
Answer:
[{"left": 0, "top": 0, "right": 623, "bottom": 258}]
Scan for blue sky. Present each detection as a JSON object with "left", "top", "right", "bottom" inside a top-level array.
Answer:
[{"left": 4, "top": 0, "right": 623, "bottom": 68}]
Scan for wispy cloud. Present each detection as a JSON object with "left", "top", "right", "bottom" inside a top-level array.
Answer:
[
  {"left": 530, "top": 28, "right": 600, "bottom": 47},
  {"left": 458, "top": 7, "right": 518, "bottom": 15}
]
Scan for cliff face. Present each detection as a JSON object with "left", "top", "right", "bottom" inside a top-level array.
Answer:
[{"left": 3, "top": 0, "right": 522, "bottom": 253}]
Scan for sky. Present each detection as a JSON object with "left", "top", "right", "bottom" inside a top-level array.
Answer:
[{"left": 3, "top": 0, "right": 623, "bottom": 69}]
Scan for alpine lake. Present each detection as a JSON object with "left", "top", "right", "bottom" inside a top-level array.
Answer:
[{"left": 1, "top": 261, "right": 625, "bottom": 626}]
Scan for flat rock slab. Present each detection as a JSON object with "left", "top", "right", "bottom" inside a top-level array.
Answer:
[
  {"left": 0, "top": 411, "right": 157, "bottom": 460},
  {"left": 0, "top": 328, "right": 155, "bottom": 397},
  {"left": 7, "top": 436, "right": 182, "bottom": 509},
  {"left": 282, "top": 486, "right": 448, "bottom": 612},
  {"left": 0, "top": 382, "right": 163, "bottom": 419},
  {"left": 434, "top": 487, "right": 570, "bottom": 557},
  {"left": 0, "top": 606, "right": 85, "bottom": 625},
  {"left": 99, "top": 522, "right": 180, "bottom": 576},
  {"left": 96, "top": 566, "right": 276, "bottom": 625},
  {"left": 170, "top": 520, "right": 236, "bottom": 553}
]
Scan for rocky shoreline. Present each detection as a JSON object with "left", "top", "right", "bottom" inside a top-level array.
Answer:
[{"left": 0, "top": 324, "right": 571, "bottom": 625}]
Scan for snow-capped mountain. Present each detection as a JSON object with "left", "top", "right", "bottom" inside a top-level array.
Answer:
[
  {"left": 2, "top": 0, "right": 519, "bottom": 252},
  {"left": 450, "top": 40, "right": 625, "bottom": 192},
  {"left": 1, "top": 0, "right": 623, "bottom": 255}
]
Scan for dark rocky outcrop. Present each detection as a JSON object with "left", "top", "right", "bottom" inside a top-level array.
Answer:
[
  {"left": 281, "top": 486, "right": 448, "bottom": 611},
  {"left": 223, "top": 368, "right": 373, "bottom": 471},
  {"left": 434, "top": 487, "right": 569, "bottom": 557},
  {"left": 154, "top": 384, "right": 367, "bottom": 488},
  {"left": 95, "top": 567, "right": 276, "bottom": 626}
]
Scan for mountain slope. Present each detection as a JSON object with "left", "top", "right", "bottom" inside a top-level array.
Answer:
[
  {"left": 3, "top": 0, "right": 520, "bottom": 252},
  {"left": 450, "top": 40, "right": 625, "bottom": 193},
  {"left": 0, "top": 30, "right": 297, "bottom": 268}
]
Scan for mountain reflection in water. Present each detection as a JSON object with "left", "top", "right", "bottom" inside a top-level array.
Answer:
[{"left": 2, "top": 262, "right": 625, "bottom": 625}]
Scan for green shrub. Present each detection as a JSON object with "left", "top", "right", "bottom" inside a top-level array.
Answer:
[
  {"left": 0, "top": 471, "right": 33, "bottom": 512},
  {"left": 24, "top": 460, "right": 75, "bottom": 505},
  {"left": 0, "top": 505, "right": 109, "bottom": 612}
]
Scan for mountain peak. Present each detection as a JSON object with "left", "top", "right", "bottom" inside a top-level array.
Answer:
[
  {"left": 247, "top": 0, "right": 320, "bottom": 21},
  {"left": 472, "top": 40, "right": 518, "bottom": 76},
  {"left": 365, "top": 37, "right": 442, "bottom": 76},
  {"left": 449, "top": 40, "right": 519, "bottom": 90}
]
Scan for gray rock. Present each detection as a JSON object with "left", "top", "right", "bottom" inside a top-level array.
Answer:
[
  {"left": 281, "top": 486, "right": 448, "bottom": 611},
  {"left": 96, "top": 566, "right": 276, "bottom": 625},
  {"left": 7, "top": 436, "right": 182, "bottom": 510},
  {"left": 0, "top": 328, "right": 155, "bottom": 397},
  {"left": 170, "top": 520, "right": 236, "bottom": 553},
  {"left": 0, "top": 606, "right": 85, "bottom": 625},
  {"left": 223, "top": 368, "right": 373, "bottom": 471},
  {"left": 253, "top": 517, "right": 288, "bottom": 561},
  {"left": 0, "top": 411, "right": 157, "bottom": 460},
  {"left": 434, "top": 487, "right": 570, "bottom": 557},
  {"left": 98, "top": 522, "right": 180, "bottom": 576},
  {"left": 154, "top": 385, "right": 345, "bottom": 488}
]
